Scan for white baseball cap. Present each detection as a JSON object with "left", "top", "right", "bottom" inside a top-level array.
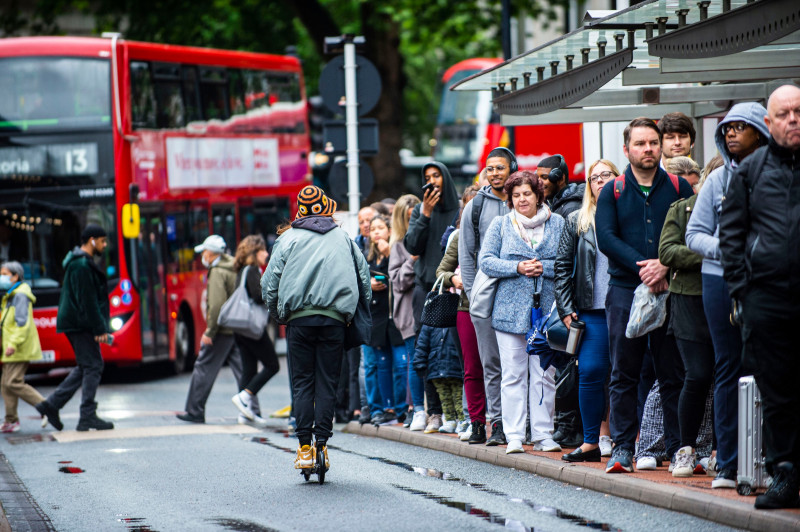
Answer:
[{"left": 194, "top": 234, "right": 226, "bottom": 254}]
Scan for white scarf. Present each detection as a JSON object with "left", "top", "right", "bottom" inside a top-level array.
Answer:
[{"left": 511, "top": 205, "right": 550, "bottom": 247}]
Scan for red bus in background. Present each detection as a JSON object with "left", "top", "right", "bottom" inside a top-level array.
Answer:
[
  {"left": 433, "top": 58, "right": 584, "bottom": 182},
  {"left": 0, "top": 36, "right": 308, "bottom": 373}
]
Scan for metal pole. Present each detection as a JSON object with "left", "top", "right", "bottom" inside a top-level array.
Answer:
[{"left": 343, "top": 41, "right": 361, "bottom": 214}]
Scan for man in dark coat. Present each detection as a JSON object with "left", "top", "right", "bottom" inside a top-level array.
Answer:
[
  {"left": 36, "top": 224, "right": 113, "bottom": 431},
  {"left": 537, "top": 154, "right": 585, "bottom": 218},
  {"left": 720, "top": 84, "right": 800, "bottom": 510}
]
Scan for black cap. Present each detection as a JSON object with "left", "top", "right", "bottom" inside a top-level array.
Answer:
[{"left": 81, "top": 224, "right": 107, "bottom": 242}]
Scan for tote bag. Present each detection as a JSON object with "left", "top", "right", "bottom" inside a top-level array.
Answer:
[
  {"left": 217, "top": 265, "right": 269, "bottom": 340},
  {"left": 420, "top": 274, "right": 459, "bottom": 328}
]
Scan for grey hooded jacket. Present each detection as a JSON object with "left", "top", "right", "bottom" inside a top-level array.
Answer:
[
  {"left": 458, "top": 185, "right": 511, "bottom": 298},
  {"left": 685, "top": 102, "right": 769, "bottom": 276}
]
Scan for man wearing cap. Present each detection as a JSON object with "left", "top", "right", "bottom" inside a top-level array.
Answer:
[
  {"left": 36, "top": 224, "right": 113, "bottom": 431},
  {"left": 177, "top": 235, "right": 239, "bottom": 423}
]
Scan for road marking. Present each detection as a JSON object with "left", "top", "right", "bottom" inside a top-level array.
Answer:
[{"left": 53, "top": 424, "right": 260, "bottom": 443}]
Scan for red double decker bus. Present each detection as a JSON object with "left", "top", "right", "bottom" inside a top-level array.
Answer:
[{"left": 0, "top": 36, "right": 310, "bottom": 372}]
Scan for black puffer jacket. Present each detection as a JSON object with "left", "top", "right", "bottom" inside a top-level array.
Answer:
[
  {"left": 554, "top": 211, "right": 597, "bottom": 318},
  {"left": 550, "top": 182, "right": 585, "bottom": 218},
  {"left": 404, "top": 162, "right": 460, "bottom": 290},
  {"left": 720, "top": 139, "right": 800, "bottom": 299},
  {"left": 412, "top": 325, "right": 463, "bottom": 381}
]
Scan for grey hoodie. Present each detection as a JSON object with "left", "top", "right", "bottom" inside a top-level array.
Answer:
[
  {"left": 458, "top": 185, "right": 511, "bottom": 298},
  {"left": 686, "top": 102, "right": 769, "bottom": 276}
]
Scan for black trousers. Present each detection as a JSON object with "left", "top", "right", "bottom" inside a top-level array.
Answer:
[
  {"left": 48, "top": 331, "right": 104, "bottom": 419},
  {"left": 606, "top": 285, "right": 684, "bottom": 456},
  {"left": 412, "top": 284, "right": 442, "bottom": 415},
  {"left": 743, "top": 288, "right": 800, "bottom": 470},
  {"left": 234, "top": 332, "right": 280, "bottom": 394},
  {"left": 287, "top": 323, "right": 345, "bottom": 445}
]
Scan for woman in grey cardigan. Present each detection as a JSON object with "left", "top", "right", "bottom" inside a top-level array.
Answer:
[{"left": 479, "top": 170, "right": 565, "bottom": 455}]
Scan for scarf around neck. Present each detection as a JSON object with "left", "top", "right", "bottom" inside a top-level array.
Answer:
[{"left": 511, "top": 205, "right": 551, "bottom": 247}]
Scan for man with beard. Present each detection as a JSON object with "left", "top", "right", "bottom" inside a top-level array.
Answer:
[
  {"left": 720, "top": 85, "right": 800, "bottom": 509},
  {"left": 596, "top": 118, "right": 693, "bottom": 474},
  {"left": 458, "top": 147, "right": 514, "bottom": 445}
]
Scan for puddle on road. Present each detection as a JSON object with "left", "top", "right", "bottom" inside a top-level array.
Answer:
[
  {"left": 208, "top": 517, "right": 280, "bottom": 532},
  {"left": 6, "top": 433, "right": 55, "bottom": 445},
  {"left": 253, "top": 432, "right": 619, "bottom": 530},
  {"left": 117, "top": 515, "right": 159, "bottom": 531}
]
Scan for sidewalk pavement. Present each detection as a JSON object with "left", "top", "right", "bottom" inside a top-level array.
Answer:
[{"left": 344, "top": 421, "right": 800, "bottom": 532}]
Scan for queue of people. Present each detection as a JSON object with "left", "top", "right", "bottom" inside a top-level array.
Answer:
[{"left": 0, "top": 85, "right": 797, "bottom": 510}]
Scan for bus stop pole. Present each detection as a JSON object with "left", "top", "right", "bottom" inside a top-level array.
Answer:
[{"left": 343, "top": 41, "right": 361, "bottom": 215}]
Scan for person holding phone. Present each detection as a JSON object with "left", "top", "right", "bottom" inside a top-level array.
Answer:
[
  {"left": 364, "top": 215, "right": 408, "bottom": 426},
  {"left": 404, "top": 162, "right": 459, "bottom": 432}
]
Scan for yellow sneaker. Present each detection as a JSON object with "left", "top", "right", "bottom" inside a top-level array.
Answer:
[{"left": 294, "top": 445, "right": 313, "bottom": 469}]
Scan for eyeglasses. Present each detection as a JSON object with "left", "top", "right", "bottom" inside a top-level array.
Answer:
[
  {"left": 722, "top": 122, "right": 749, "bottom": 135},
  {"left": 589, "top": 171, "right": 615, "bottom": 184},
  {"left": 485, "top": 165, "right": 507, "bottom": 173}
]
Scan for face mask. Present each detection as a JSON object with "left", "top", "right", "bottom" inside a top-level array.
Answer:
[{"left": 0, "top": 275, "right": 11, "bottom": 291}]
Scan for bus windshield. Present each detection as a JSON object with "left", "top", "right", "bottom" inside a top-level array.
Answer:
[{"left": 0, "top": 57, "right": 111, "bottom": 132}]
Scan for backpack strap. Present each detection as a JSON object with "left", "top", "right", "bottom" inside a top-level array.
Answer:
[
  {"left": 744, "top": 145, "right": 770, "bottom": 194},
  {"left": 667, "top": 172, "right": 680, "bottom": 195},
  {"left": 471, "top": 194, "right": 485, "bottom": 259},
  {"left": 613, "top": 175, "right": 625, "bottom": 200}
]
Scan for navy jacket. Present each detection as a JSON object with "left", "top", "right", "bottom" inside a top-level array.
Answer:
[
  {"left": 596, "top": 166, "right": 693, "bottom": 289},
  {"left": 412, "top": 325, "right": 463, "bottom": 381}
]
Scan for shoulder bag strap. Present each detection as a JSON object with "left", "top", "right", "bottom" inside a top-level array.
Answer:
[{"left": 471, "top": 194, "right": 485, "bottom": 259}]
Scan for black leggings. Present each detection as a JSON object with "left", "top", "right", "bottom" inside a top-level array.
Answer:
[
  {"left": 234, "top": 332, "right": 280, "bottom": 394},
  {"left": 676, "top": 336, "right": 715, "bottom": 448}
]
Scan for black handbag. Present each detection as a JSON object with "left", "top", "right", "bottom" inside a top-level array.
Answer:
[
  {"left": 555, "top": 356, "right": 579, "bottom": 404},
  {"left": 420, "top": 274, "right": 459, "bottom": 328},
  {"left": 344, "top": 239, "right": 372, "bottom": 350}
]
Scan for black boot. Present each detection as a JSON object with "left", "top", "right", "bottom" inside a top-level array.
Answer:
[
  {"left": 468, "top": 421, "right": 487, "bottom": 444},
  {"left": 486, "top": 420, "right": 506, "bottom": 446},
  {"left": 755, "top": 462, "right": 800, "bottom": 509},
  {"left": 35, "top": 401, "right": 63, "bottom": 431},
  {"left": 76, "top": 414, "right": 114, "bottom": 432}
]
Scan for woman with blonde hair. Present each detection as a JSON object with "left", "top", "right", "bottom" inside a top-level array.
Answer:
[
  {"left": 387, "top": 194, "right": 426, "bottom": 428},
  {"left": 230, "top": 234, "right": 280, "bottom": 425},
  {"left": 554, "top": 159, "right": 619, "bottom": 462}
]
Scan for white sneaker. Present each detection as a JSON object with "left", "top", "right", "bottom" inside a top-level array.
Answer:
[
  {"left": 232, "top": 391, "right": 255, "bottom": 421},
  {"left": 455, "top": 419, "right": 470, "bottom": 435},
  {"left": 672, "top": 446, "right": 695, "bottom": 478},
  {"left": 459, "top": 429, "right": 472, "bottom": 441},
  {"left": 696, "top": 457, "right": 709, "bottom": 475},
  {"left": 409, "top": 411, "right": 427, "bottom": 431},
  {"left": 636, "top": 456, "right": 658, "bottom": 470},
  {"left": 506, "top": 439, "right": 524, "bottom": 454},
  {"left": 439, "top": 420, "right": 458, "bottom": 433},
  {"left": 237, "top": 414, "right": 249, "bottom": 425},
  {"left": 533, "top": 438, "right": 561, "bottom": 452},
  {"left": 599, "top": 435, "right": 613, "bottom": 457},
  {"left": 706, "top": 455, "right": 718, "bottom": 477}
]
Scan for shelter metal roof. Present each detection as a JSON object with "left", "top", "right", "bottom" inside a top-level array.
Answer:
[{"left": 451, "top": 0, "right": 800, "bottom": 124}]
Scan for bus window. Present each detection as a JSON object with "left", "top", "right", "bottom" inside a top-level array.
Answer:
[
  {"left": 181, "top": 66, "right": 201, "bottom": 124},
  {"left": 211, "top": 205, "right": 236, "bottom": 252},
  {"left": 242, "top": 70, "right": 270, "bottom": 111},
  {"left": 165, "top": 209, "right": 193, "bottom": 274},
  {"left": 227, "top": 69, "right": 245, "bottom": 117},
  {"left": 266, "top": 72, "right": 302, "bottom": 104},
  {"left": 199, "top": 67, "right": 229, "bottom": 121},
  {"left": 239, "top": 198, "right": 290, "bottom": 253},
  {"left": 130, "top": 61, "right": 156, "bottom": 129}
]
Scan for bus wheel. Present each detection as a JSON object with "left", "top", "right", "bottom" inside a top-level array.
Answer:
[{"left": 173, "top": 311, "right": 194, "bottom": 374}]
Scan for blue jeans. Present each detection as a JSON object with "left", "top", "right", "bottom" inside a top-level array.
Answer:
[
  {"left": 375, "top": 343, "right": 409, "bottom": 414},
  {"left": 362, "top": 345, "right": 383, "bottom": 415},
  {"left": 606, "top": 285, "right": 684, "bottom": 455},
  {"left": 406, "top": 337, "right": 425, "bottom": 412},
  {"left": 703, "top": 274, "right": 742, "bottom": 472},
  {"left": 576, "top": 309, "right": 610, "bottom": 445}
]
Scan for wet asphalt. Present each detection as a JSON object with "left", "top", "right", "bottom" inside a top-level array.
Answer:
[{"left": 0, "top": 363, "right": 744, "bottom": 532}]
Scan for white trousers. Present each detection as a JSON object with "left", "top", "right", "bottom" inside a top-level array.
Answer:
[{"left": 495, "top": 330, "right": 556, "bottom": 443}]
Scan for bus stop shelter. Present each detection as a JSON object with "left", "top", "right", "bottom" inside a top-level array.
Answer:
[{"left": 451, "top": 0, "right": 800, "bottom": 165}]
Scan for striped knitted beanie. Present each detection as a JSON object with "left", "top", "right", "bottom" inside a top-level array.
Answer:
[{"left": 295, "top": 185, "right": 337, "bottom": 219}]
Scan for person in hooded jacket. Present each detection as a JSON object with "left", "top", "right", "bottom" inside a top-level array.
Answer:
[
  {"left": 36, "top": 224, "right": 113, "bottom": 432},
  {"left": 0, "top": 261, "right": 46, "bottom": 433},
  {"left": 537, "top": 155, "right": 585, "bottom": 218},
  {"left": 263, "top": 186, "right": 371, "bottom": 472},
  {"left": 404, "top": 161, "right": 459, "bottom": 432},
  {"left": 685, "top": 102, "right": 769, "bottom": 489}
]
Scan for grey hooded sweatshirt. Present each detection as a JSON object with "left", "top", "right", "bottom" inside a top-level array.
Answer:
[
  {"left": 458, "top": 185, "right": 511, "bottom": 298},
  {"left": 686, "top": 102, "right": 769, "bottom": 276}
]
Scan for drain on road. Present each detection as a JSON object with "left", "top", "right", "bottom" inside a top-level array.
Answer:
[
  {"left": 0, "top": 452, "right": 55, "bottom": 531},
  {"left": 208, "top": 517, "right": 281, "bottom": 531}
]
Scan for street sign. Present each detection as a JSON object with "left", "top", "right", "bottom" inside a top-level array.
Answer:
[
  {"left": 323, "top": 119, "right": 379, "bottom": 155},
  {"left": 327, "top": 159, "right": 374, "bottom": 205},
  {"left": 319, "top": 55, "right": 382, "bottom": 116}
]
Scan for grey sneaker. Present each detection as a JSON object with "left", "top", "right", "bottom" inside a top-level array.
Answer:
[
  {"left": 424, "top": 414, "right": 443, "bottom": 434},
  {"left": 671, "top": 446, "right": 695, "bottom": 478}
]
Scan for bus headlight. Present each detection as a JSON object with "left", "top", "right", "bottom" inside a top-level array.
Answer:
[{"left": 109, "top": 312, "right": 133, "bottom": 332}]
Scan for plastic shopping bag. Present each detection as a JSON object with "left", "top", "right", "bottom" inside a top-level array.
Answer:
[{"left": 625, "top": 283, "right": 669, "bottom": 338}]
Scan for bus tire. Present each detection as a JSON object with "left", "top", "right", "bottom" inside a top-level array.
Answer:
[{"left": 173, "top": 309, "right": 194, "bottom": 374}]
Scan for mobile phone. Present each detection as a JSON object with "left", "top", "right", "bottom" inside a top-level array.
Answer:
[
  {"left": 421, "top": 182, "right": 434, "bottom": 194},
  {"left": 374, "top": 275, "right": 387, "bottom": 282}
]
